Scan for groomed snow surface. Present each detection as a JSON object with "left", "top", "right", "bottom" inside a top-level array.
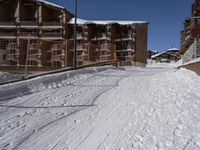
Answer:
[{"left": 0, "top": 64, "right": 200, "bottom": 150}]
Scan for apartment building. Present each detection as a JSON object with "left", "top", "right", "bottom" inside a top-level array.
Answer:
[
  {"left": 179, "top": 0, "right": 200, "bottom": 63},
  {"left": 0, "top": 0, "right": 148, "bottom": 72},
  {"left": 0, "top": 0, "right": 72, "bottom": 71},
  {"left": 68, "top": 18, "right": 148, "bottom": 66}
]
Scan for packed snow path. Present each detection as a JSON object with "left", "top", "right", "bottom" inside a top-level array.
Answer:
[{"left": 0, "top": 66, "right": 200, "bottom": 150}]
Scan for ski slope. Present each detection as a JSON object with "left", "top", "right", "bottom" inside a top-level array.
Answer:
[{"left": 0, "top": 66, "right": 200, "bottom": 150}]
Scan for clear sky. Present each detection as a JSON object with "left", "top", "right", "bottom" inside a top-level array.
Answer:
[{"left": 49, "top": 0, "right": 192, "bottom": 52}]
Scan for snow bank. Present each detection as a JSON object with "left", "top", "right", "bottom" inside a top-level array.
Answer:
[
  {"left": 0, "top": 66, "right": 115, "bottom": 102},
  {"left": 1, "top": 66, "right": 200, "bottom": 150},
  {"left": 146, "top": 63, "right": 179, "bottom": 69},
  {"left": 183, "top": 57, "right": 200, "bottom": 66},
  {"left": 0, "top": 72, "right": 21, "bottom": 83}
]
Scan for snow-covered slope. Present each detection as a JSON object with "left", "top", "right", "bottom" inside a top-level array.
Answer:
[
  {"left": 0, "top": 72, "right": 21, "bottom": 83},
  {"left": 0, "top": 66, "right": 200, "bottom": 150}
]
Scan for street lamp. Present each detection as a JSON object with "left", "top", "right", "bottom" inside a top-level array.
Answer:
[{"left": 73, "top": 0, "right": 77, "bottom": 69}]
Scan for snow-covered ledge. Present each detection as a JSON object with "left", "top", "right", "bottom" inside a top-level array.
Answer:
[{"left": 179, "top": 57, "right": 200, "bottom": 75}]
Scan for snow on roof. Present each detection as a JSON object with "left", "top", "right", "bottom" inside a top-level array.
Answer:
[
  {"left": 167, "top": 48, "right": 179, "bottom": 51},
  {"left": 151, "top": 52, "right": 165, "bottom": 59},
  {"left": 69, "top": 18, "right": 148, "bottom": 25},
  {"left": 151, "top": 51, "right": 177, "bottom": 59},
  {"left": 35, "top": 0, "right": 65, "bottom": 9},
  {"left": 184, "top": 57, "right": 200, "bottom": 66}
]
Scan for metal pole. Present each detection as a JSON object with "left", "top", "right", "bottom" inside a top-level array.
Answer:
[
  {"left": 24, "top": 34, "right": 31, "bottom": 78},
  {"left": 73, "top": 0, "right": 77, "bottom": 69}
]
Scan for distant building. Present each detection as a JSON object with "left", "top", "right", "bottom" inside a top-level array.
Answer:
[
  {"left": 147, "top": 50, "right": 158, "bottom": 59},
  {"left": 179, "top": 0, "right": 200, "bottom": 64},
  {"left": 68, "top": 18, "right": 148, "bottom": 67},
  {"left": 0, "top": 0, "right": 148, "bottom": 72},
  {"left": 150, "top": 48, "right": 179, "bottom": 64}
]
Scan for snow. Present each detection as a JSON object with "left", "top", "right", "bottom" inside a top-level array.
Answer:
[
  {"left": 146, "top": 62, "right": 179, "bottom": 68},
  {"left": 0, "top": 65, "right": 200, "bottom": 150},
  {"left": 0, "top": 72, "right": 21, "bottom": 83},
  {"left": 151, "top": 52, "right": 165, "bottom": 59},
  {"left": 183, "top": 57, "right": 200, "bottom": 66},
  {"left": 35, "top": 0, "right": 65, "bottom": 9},
  {"left": 167, "top": 47, "right": 179, "bottom": 51},
  {"left": 69, "top": 18, "right": 148, "bottom": 25}
]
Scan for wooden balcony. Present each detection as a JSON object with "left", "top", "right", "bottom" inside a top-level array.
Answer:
[
  {"left": 77, "top": 55, "right": 87, "bottom": 62},
  {"left": 29, "top": 43, "right": 40, "bottom": 50},
  {"left": 92, "top": 36, "right": 110, "bottom": 41},
  {"left": 20, "top": 21, "right": 38, "bottom": 26},
  {"left": 0, "top": 32, "right": 16, "bottom": 38},
  {"left": 70, "top": 44, "right": 87, "bottom": 51},
  {"left": 18, "top": 32, "right": 38, "bottom": 37},
  {"left": 43, "top": 22, "right": 62, "bottom": 26},
  {"left": 69, "top": 34, "right": 87, "bottom": 40},
  {"left": 51, "top": 55, "right": 64, "bottom": 62},
  {"left": 42, "top": 22, "right": 63, "bottom": 29},
  {"left": 40, "top": 33, "right": 63, "bottom": 37},
  {"left": 96, "top": 44, "right": 110, "bottom": 52},
  {"left": 115, "top": 34, "right": 133, "bottom": 41},
  {"left": 28, "top": 54, "right": 41, "bottom": 61},
  {"left": 117, "top": 55, "right": 134, "bottom": 62},
  {"left": 6, "top": 43, "right": 18, "bottom": 50},
  {"left": 0, "top": 21, "right": 15, "bottom": 26},
  {"left": 0, "top": 21, "right": 16, "bottom": 29},
  {"left": 125, "top": 55, "right": 134, "bottom": 62},
  {"left": 96, "top": 55, "right": 111, "bottom": 61},
  {"left": 51, "top": 44, "right": 63, "bottom": 51},
  {"left": 6, "top": 54, "right": 18, "bottom": 61}
]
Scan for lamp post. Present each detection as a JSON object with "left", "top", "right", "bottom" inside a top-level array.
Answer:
[{"left": 73, "top": 0, "right": 77, "bottom": 69}]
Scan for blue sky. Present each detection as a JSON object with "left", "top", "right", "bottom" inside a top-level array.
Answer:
[{"left": 49, "top": 0, "right": 192, "bottom": 51}]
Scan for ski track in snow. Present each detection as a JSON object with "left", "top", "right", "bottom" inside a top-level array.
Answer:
[{"left": 0, "top": 66, "right": 200, "bottom": 150}]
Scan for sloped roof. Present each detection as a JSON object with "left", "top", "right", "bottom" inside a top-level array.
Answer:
[{"left": 151, "top": 51, "right": 177, "bottom": 59}]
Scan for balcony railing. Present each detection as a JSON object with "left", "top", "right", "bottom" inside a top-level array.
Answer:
[
  {"left": 92, "top": 36, "right": 110, "bottom": 41},
  {"left": 6, "top": 54, "right": 18, "bottom": 61},
  {"left": 115, "top": 34, "right": 133, "bottom": 41},
  {"left": 6, "top": 43, "right": 18, "bottom": 50},
  {"left": 116, "top": 48, "right": 134, "bottom": 52},
  {"left": 96, "top": 55, "right": 111, "bottom": 61},
  {"left": 51, "top": 44, "right": 63, "bottom": 51},
  {"left": 77, "top": 55, "right": 87, "bottom": 62},
  {"left": 0, "top": 21, "right": 16, "bottom": 26},
  {"left": 42, "top": 22, "right": 62, "bottom": 26},
  {"left": 117, "top": 55, "right": 133, "bottom": 62},
  {"left": 0, "top": 32, "right": 16, "bottom": 36},
  {"left": 125, "top": 56, "right": 133, "bottom": 62},
  {"left": 70, "top": 34, "right": 87, "bottom": 40},
  {"left": 96, "top": 44, "right": 110, "bottom": 51},
  {"left": 20, "top": 21, "right": 38, "bottom": 26},
  {"left": 29, "top": 43, "right": 40, "bottom": 50},
  {"left": 28, "top": 54, "right": 41, "bottom": 61},
  {"left": 40, "top": 33, "right": 63, "bottom": 37},
  {"left": 70, "top": 44, "right": 87, "bottom": 51},
  {"left": 18, "top": 32, "right": 38, "bottom": 36},
  {"left": 51, "top": 55, "right": 64, "bottom": 62}
]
